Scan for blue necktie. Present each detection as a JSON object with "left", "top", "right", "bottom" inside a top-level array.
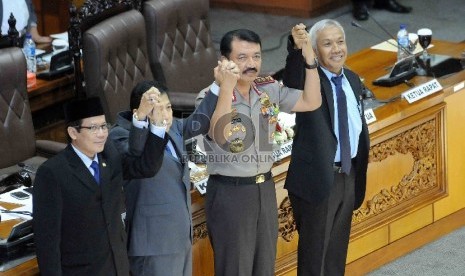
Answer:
[
  {"left": 165, "top": 145, "right": 172, "bottom": 156},
  {"left": 90, "top": 161, "right": 100, "bottom": 184},
  {"left": 165, "top": 143, "right": 178, "bottom": 160},
  {"left": 331, "top": 75, "right": 351, "bottom": 175}
]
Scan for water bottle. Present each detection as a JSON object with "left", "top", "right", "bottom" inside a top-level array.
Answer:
[
  {"left": 23, "top": 33, "right": 37, "bottom": 73},
  {"left": 397, "top": 24, "right": 409, "bottom": 61}
]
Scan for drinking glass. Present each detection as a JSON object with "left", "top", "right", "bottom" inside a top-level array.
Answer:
[{"left": 417, "top": 28, "right": 432, "bottom": 61}]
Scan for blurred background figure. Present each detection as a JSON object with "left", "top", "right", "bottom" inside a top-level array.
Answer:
[
  {"left": 352, "top": 0, "right": 412, "bottom": 21},
  {"left": 1, "top": 0, "right": 52, "bottom": 43}
]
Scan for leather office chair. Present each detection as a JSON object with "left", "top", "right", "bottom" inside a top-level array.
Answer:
[
  {"left": 143, "top": 0, "right": 218, "bottom": 115},
  {"left": 0, "top": 47, "right": 65, "bottom": 179},
  {"left": 82, "top": 9, "right": 153, "bottom": 123},
  {"left": 70, "top": 0, "right": 152, "bottom": 123}
]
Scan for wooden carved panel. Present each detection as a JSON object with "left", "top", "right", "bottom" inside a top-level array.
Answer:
[
  {"left": 351, "top": 103, "right": 447, "bottom": 238},
  {"left": 278, "top": 196, "right": 296, "bottom": 242},
  {"left": 273, "top": 103, "right": 447, "bottom": 242}
]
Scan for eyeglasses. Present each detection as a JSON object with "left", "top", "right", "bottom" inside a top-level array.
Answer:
[{"left": 76, "top": 123, "right": 111, "bottom": 134}]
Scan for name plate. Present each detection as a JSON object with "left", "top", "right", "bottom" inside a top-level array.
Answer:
[
  {"left": 194, "top": 177, "right": 208, "bottom": 195},
  {"left": 364, "top": 108, "right": 377, "bottom": 124},
  {"left": 272, "top": 140, "right": 293, "bottom": 161},
  {"left": 192, "top": 141, "right": 294, "bottom": 194},
  {"left": 402, "top": 79, "right": 443, "bottom": 103}
]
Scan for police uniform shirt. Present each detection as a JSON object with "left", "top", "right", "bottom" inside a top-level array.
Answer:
[{"left": 200, "top": 77, "right": 301, "bottom": 177}]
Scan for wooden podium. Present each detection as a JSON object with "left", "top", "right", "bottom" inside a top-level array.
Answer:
[
  {"left": 190, "top": 40, "right": 465, "bottom": 276},
  {"left": 1, "top": 40, "right": 464, "bottom": 276}
]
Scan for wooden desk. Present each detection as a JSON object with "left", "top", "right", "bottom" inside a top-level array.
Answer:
[
  {"left": 1, "top": 40, "right": 464, "bottom": 275},
  {"left": 191, "top": 40, "right": 465, "bottom": 276},
  {"left": 27, "top": 74, "right": 75, "bottom": 143}
]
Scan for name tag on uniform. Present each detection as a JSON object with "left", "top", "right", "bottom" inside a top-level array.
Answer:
[{"left": 194, "top": 177, "right": 209, "bottom": 195}]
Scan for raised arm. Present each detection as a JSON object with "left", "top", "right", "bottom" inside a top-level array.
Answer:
[
  {"left": 288, "top": 23, "right": 322, "bottom": 112},
  {"left": 208, "top": 60, "right": 240, "bottom": 145}
]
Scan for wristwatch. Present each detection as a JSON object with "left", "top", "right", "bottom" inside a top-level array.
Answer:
[{"left": 304, "top": 59, "right": 318, "bottom": 70}]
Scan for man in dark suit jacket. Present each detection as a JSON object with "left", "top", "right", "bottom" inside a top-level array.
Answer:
[
  {"left": 109, "top": 80, "right": 221, "bottom": 275},
  {"left": 283, "top": 19, "right": 370, "bottom": 275},
  {"left": 33, "top": 95, "right": 164, "bottom": 276}
]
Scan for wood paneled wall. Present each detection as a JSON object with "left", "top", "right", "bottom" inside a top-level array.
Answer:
[
  {"left": 210, "top": 0, "right": 349, "bottom": 17},
  {"left": 32, "top": 0, "right": 69, "bottom": 35}
]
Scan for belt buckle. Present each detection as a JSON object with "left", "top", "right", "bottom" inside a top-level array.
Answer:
[{"left": 255, "top": 174, "right": 265, "bottom": 184}]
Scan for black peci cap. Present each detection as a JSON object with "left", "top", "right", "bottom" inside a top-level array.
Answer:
[{"left": 64, "top": 97, "right": 105, "bottom": 123}]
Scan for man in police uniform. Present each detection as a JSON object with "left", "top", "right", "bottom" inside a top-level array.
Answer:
[{"left": 196, "top": 26, "right": 321, "bottom": 276}]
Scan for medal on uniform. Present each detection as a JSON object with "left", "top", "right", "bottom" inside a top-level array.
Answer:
[
  {"left": 230, "top": 138, "right": 244, "bottom": 153},
  {"left": 259, "top": 92, "right": 279, "bottom": 124},
  {"left": 228, "top": 108, "right": 246, "bottom": 153}
]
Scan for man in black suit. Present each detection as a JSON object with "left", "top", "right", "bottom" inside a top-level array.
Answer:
[
  {"left": 352, "top": 0, "right": 412, "bottom": 21},
  {"left": 33, "top": 95, "right": 165, "bottom": 276},
  {"left": 283, "top": 19, "right": 370, "bottom": 275}
]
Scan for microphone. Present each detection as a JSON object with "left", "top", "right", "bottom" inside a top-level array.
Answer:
[
  {"left": 351, "top": 21, "right": 419, "bottom": 88},
  {"left": 350, "top": 21, "right": 411, "bottom": 57},
  {"left": 366, "top": 12, "right": 396, "bottom": 41}
]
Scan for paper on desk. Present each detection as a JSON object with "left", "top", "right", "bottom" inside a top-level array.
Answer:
[
  {"left": 371, "top": 39, "right": 433, "bottom": 54},
  {"left": 50, "top": 31, "right": 68, "bottom": 42},
  {"left": 0, "top": 187, "right": 32, "bottom": 222},
  {"left": 35, "top": 49, "right": 46, "bottom": 55}
]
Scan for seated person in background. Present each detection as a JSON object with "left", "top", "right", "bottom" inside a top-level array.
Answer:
[
  {"left": 33, "top": 95, "right": 165, "bottom": 275},
  {"left": 1, "top": 0, "right": 52, "bottom": 43},
  {"left": 352, "top": 0, "right": 412, "bottom": 21},
  {"left": 109, "top": 77, "right": 229, "bottom": 276}
]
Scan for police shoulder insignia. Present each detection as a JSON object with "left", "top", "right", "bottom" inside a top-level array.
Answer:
[{"left": 254, "top": 76, "right": 275, "bottom": 85}]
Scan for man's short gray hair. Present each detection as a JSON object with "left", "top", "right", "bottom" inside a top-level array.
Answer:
[{"left": 309, "top": 19, "right": 346, "bottom": 53}]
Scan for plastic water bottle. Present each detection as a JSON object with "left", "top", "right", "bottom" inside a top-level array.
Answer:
[
  {"left": 397, "top": 24, "right": 409, "bottom": 61},
  {"left": 23, "top": 33, "right": 37, "bottom": 73}
]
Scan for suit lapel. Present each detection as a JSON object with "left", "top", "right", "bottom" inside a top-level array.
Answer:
[
  {"left": 319, "top": 68, "right": 336, "bottom": 129},
  {"left": 64, "top": 146, "right": 99, "bottom": 191},
  {"left": 167, "top": 130, "right": 183, "bottom": 164},
  {"left": 345, "top": 71, "right": 363, "bottom": 109}
]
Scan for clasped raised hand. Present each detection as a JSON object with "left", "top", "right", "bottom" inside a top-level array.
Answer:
[
  {"left": 134, "top": 87, "right": 160, "bottom": 121},
  {"left": 214, "top": 60, "right": 241, "bottom": 87},
  {"left": 291, "top": 23, "right": 315, "bottom": 62}
]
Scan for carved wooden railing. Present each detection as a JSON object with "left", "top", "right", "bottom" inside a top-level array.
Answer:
[{"left": 0, "top": 13, "right": 20, "bottom": 48}]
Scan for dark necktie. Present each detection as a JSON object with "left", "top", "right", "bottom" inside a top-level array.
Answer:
[
  {"left": 331, "top": 75, "right": 351, "bottom": 175},
  {"left": 90, "top": 161, "right": 100, "bottom": 184}
]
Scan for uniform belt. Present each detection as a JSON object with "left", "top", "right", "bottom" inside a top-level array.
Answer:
[{"left": 210, "top": 171, "right": 272, "bottom": 185}]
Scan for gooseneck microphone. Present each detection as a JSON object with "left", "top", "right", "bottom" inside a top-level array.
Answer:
[
  {"left": 350, "top": 21, "right": 411, "bottom": 57},
  {"left": 366, "top": 11, "right": 397, "bottom": 42},
  {"left": 351, "top": 21, "right": 420, "bottom": 88}
]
